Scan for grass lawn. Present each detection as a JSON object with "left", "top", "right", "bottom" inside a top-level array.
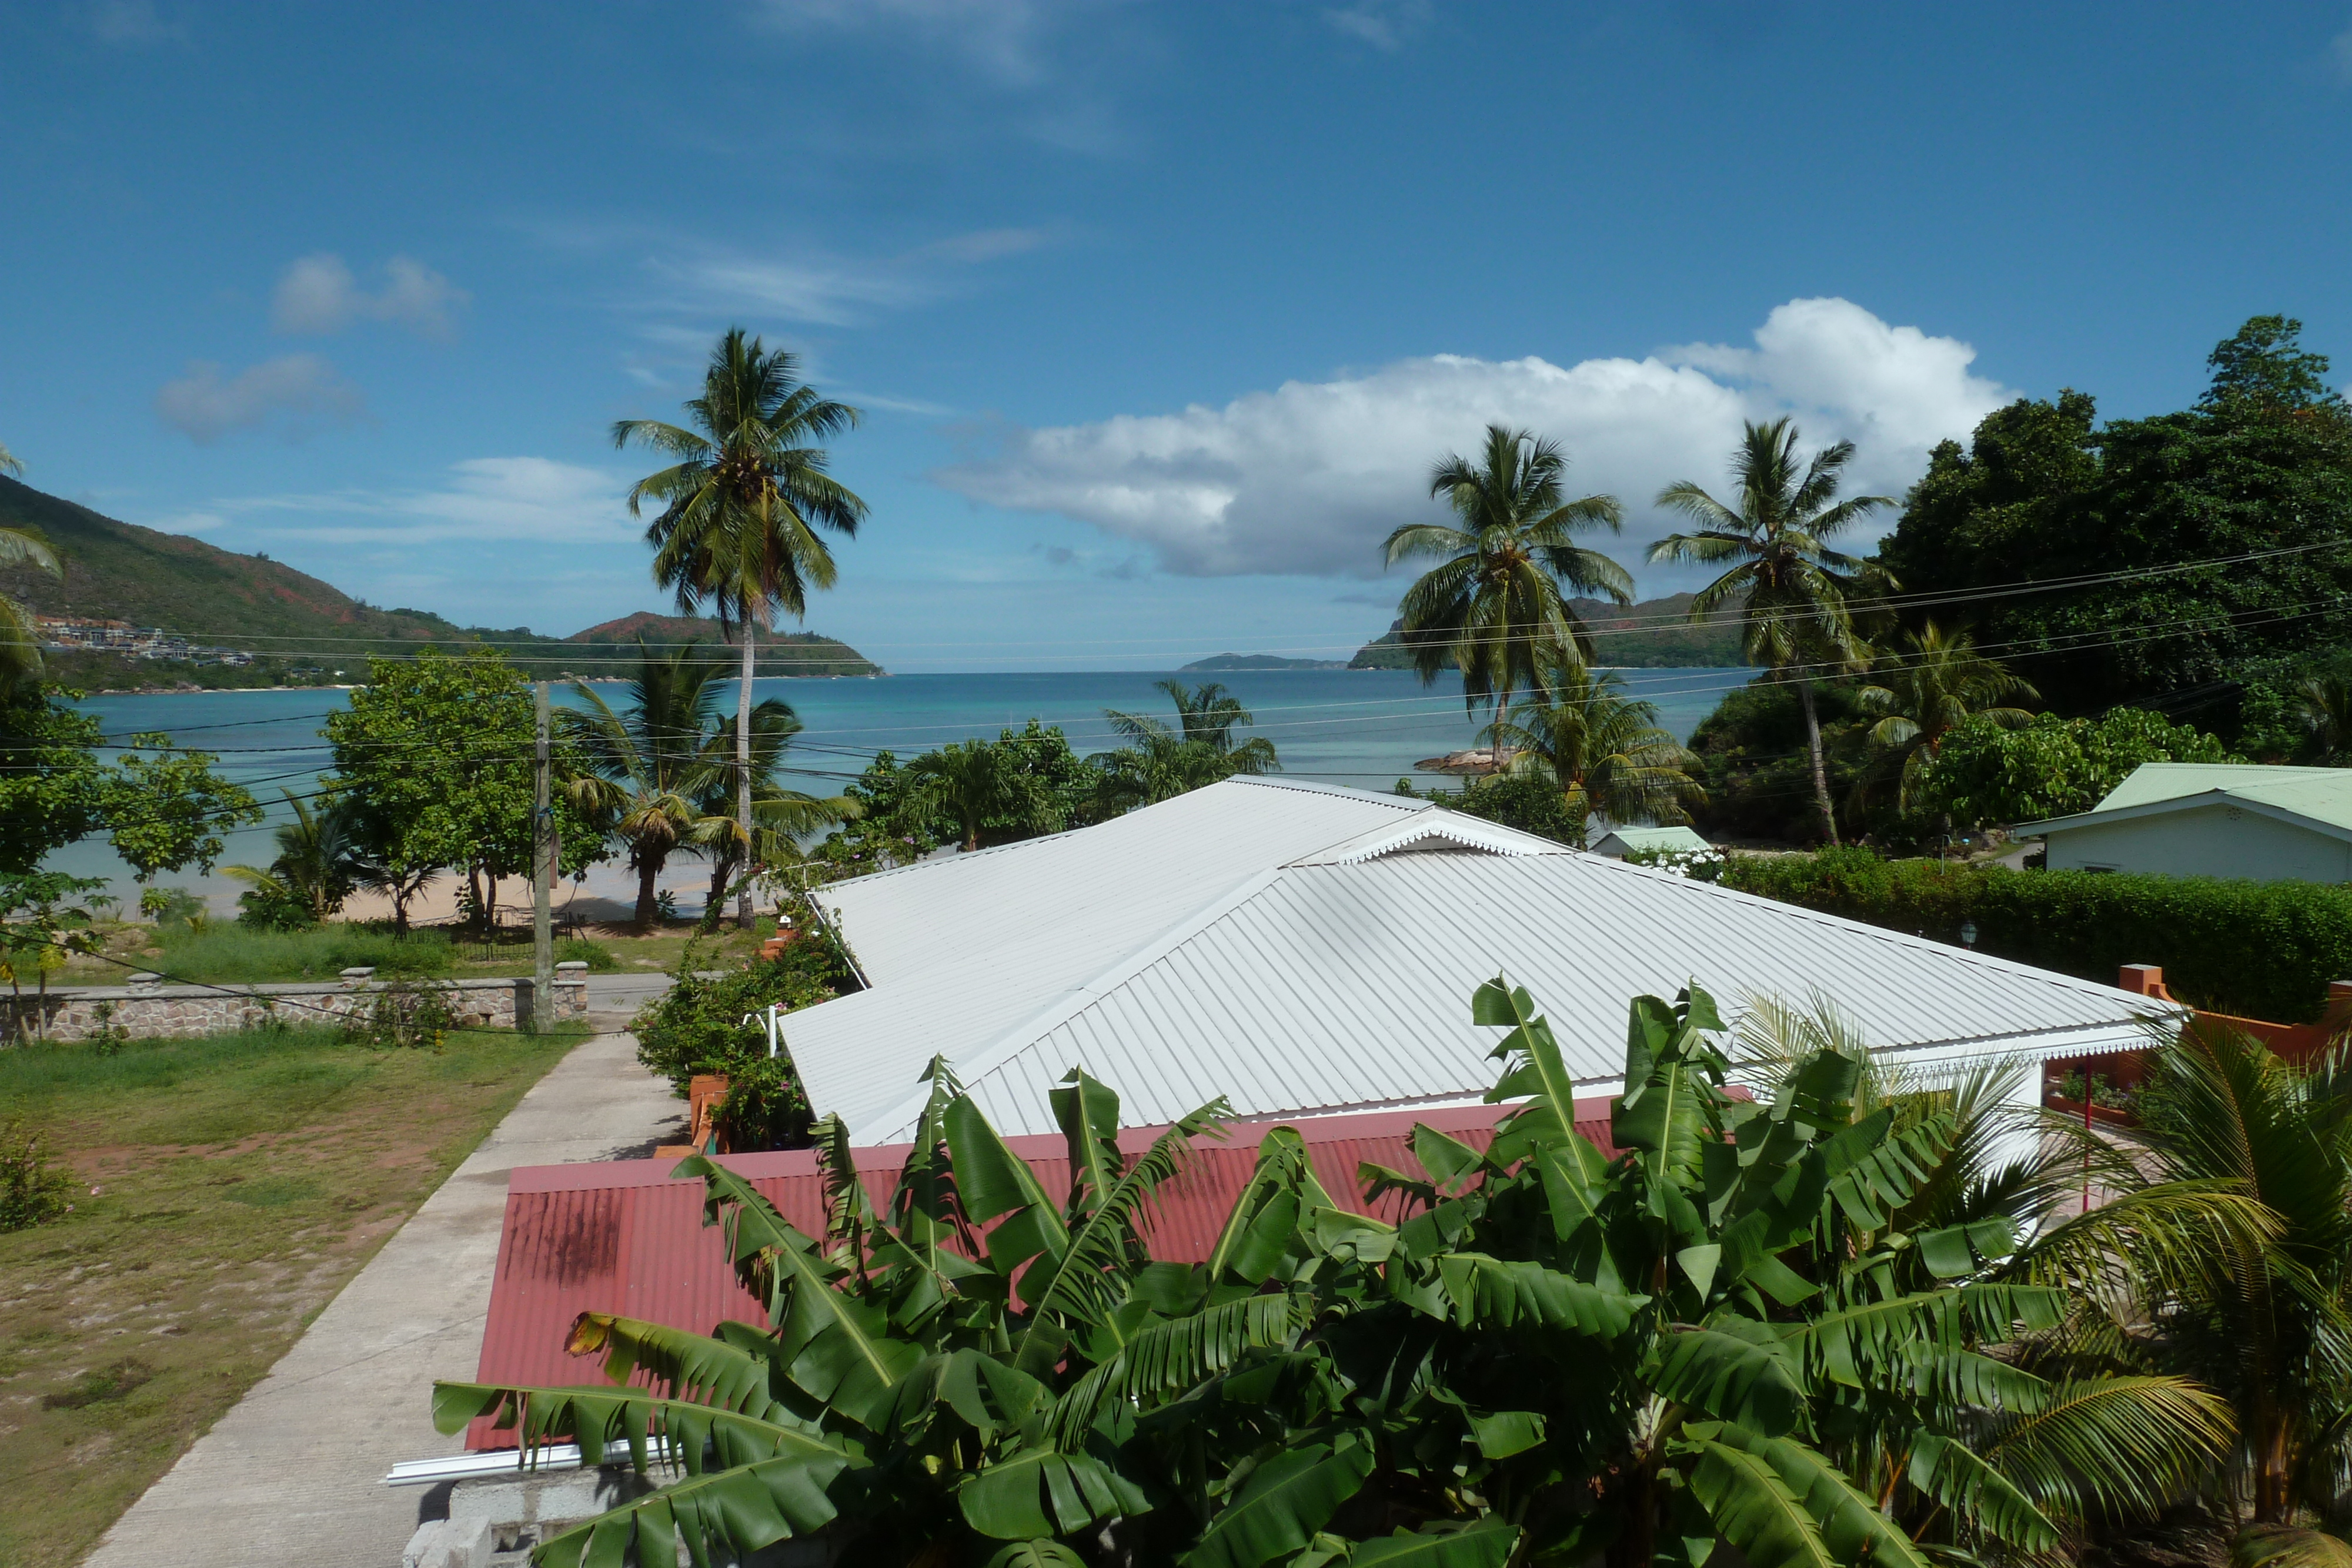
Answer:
[
  {"left": 52, "top": 919, "right": 769, "bottom": 987},
  {"left": 0, "top": 1022, "right": 583, "bottom": 1568}
]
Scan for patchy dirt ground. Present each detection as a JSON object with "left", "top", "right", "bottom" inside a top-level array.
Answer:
[{"left": 0, "top": 1024, "right": 578, "bottom": 1568}]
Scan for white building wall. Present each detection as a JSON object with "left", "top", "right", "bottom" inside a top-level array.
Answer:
[{"left": 2043, "top": 803, "right": 2352, "bottom": 882}]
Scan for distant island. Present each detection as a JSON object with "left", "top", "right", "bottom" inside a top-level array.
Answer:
[
  {"left": 1351, "top": 593, "right": 1752, "bottom": 670},
  {"left": 0, "top": 477, "right": 883, "bottom": 690},
  {"left": 1180, "top": 652, "right": 1353, "bottom": 671}
]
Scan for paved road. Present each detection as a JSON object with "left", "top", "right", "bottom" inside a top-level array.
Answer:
[{"left": 81, "top": 1031, "right": 684, "bottom": 1568}]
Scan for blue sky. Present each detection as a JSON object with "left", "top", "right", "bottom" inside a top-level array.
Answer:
[{"left": 6, "top": 1, "right": 2352, "bottom": 671}]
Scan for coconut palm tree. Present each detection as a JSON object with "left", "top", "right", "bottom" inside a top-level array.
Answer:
[
  {"left": 903, "top": 739, "right": 1060, "bottom": 852},
  {"left": 222, "top": 790, "right": 370, "bottom": 926},
  {"left": 613, "top": 329, "right": 867, "bottom": 930},
  {"left": 687, "top": 701, "right": 856, "bottom": 918},
  {"left": 1490, "top": 659, "right": 1703, "bottom": 841},
  {"left": 558, "top": 639, "right": 733, "bottom": 930},
  {"left": 1093, "top": 680, "right": 1278, "bottom": 814},
  {"left": 2062, "top": 1024, "right": 2352, "bottom": 1551},
  {"left": 0, "top": 445, "right": 61, "bottom": 689},
  {"left": 1855, "top": 620, "right": 2039, "bottom": 814},
  {"left": 1650, "top": 418, "right": 1894, "bottom": 845},
  {"left": 1382, "top": 425, "right": 1629, "bottom": 746}
]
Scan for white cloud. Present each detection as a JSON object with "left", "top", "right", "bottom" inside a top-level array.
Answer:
[
  {"left": 153, "top": 355, "right": 365, "bottom": 443},
  {"left": 215, "top": 458, "right": 633, "bottom": 546},
  {"left": 91, "top": 0, "right": 184, "bottom": 45},
  {"left": 271, "top": 253, "right": 469, "bottom": 337},
  {"left": 1322, "top": 1, "right": 1433, "bottom": 52},
  {"left": 652, "top": 255, "right": 930, "bottom": 328},
  {"left": 936, "top": 297, "right": 2010, "bottom": 580}
]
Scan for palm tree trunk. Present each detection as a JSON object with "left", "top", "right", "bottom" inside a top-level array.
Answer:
[
  {"left": 1797, "top": 676, "right": 1839, "bottom": 846},
  {"left": 737, "top": 614, "right": 757, "bottom": 931},
  {"left": 634, "top": 855, "right": 660, "bottom": 932},
  {"left": 706, "top": 853, "right": 731, "bottom": 924}
]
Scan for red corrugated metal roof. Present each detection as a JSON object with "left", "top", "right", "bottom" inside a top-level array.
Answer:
[{"left": 467, "top": 1100, "right": 1616, "bottom": 1449}]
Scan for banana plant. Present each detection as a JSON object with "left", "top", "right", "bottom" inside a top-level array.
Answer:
[{"left": 435, "top": 981, "right": 2230, "bottom": 1568}]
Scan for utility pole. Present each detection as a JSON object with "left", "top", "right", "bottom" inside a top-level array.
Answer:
[{"left": 532, "top": 680, "right": 553, "bottom": 1031}]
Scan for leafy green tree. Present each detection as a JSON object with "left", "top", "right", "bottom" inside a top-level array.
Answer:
[
  {"left": 437, "top": 977, "right": 2229, "bottom": 1568},
  {"left": 1853, "top": 621, "right": 2039, "bottom": 815},
  {"left": 223, "top": 790, "right": 370, "bottom": 928},
  {"left": 324, "top": 648, "right": 595, "bottom": 934},
  {"left": 1, "top": 871, "right": 104, "bottom": 1031},
  {"left": 1915, "top": 707, "right": 2236, "bottom": 829},
  {"left": 906, "top": 738, "right": 1062, "bottom": 852},
  {"left": 1652, "top": 419, "right": 1895, "bottom": 846},
  {"left": 0, "top": 684, "right": 258, "bottom": 878},
  {"left": 2293, "top": 674, "right": 2352, "bottom": 764},
  {"left": 614, "top": 329, "right": 868, "bottom": 930},
  {"left": 1875, "top": 318, "right": 2352, "bottom": 717},
  {"left": 1383, "top": 424, "right": 1629, "bottom": 743},
  {"left": 1491, "top": 658, "right": 1702, "bottom": 840}
]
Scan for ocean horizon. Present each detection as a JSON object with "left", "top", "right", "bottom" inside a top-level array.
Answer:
[{"left": 52, "top": 667, "right": 1754, "bottom": 912}]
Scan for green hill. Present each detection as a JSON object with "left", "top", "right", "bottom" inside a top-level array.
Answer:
[
  {"left": 1351, "top": 594, "right": 1752, "bottom": 670},
  {"left": 0, "top": 477, "right": 881, "bottom": 687},
  {"left": 1180, "top": 652, "right": 1352, "bottom": 671}
]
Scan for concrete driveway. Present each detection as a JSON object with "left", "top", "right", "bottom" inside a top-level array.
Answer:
[{"left": 79, "top": 1031, "right": 686, "bottom": 1568}]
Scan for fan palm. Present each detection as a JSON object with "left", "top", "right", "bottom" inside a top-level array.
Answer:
[
  {"left": 558, "top": 639, "right": 732, "bottom": 930},
  {"left": 1491, "top": 658, "right": 1702, "bottom": 841},
  {"left": 2297, "top": 675, "right": 2352, "bottom": 764},
  {"left": 687, "top": 701, "right": 856, "bottom": 918},
  {"left": 1650, "top": 419, "right": 1894, "bottom": 845},
  {"left": 0, "top": 443, "right": 59, "bottom": 689},
  {"left": 904, "top": 739, "right": 1061, "bottom": 852},
  {"left": 1855, "top": 620, "right": 2039, "bottom": 814},
  {"left": 1382, "top": 425, "right": 1630, "bottom": 745},
  {"left": 222, "top": 789, "right": 370, "bottom": 925},
  {"left": 614, "top": 328, "right": 867, "bottom": 929}
]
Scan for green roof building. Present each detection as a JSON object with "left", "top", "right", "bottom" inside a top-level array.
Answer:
[{"left": 2014, "top": 764, "right": 2352, "bottom": 882}]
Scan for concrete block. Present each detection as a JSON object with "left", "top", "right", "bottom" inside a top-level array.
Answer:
[{"left": 402, "top": 1514, "right": 493, "bottom": 1568}]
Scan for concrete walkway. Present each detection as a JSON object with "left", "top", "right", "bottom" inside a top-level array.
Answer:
[{"left": 82, "top": 1031, "right": 685, "bottom": 1568}]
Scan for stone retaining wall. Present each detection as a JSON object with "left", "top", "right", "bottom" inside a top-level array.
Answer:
[{"left": 2, "top": 962, "right": 590, "bottom": 1044}]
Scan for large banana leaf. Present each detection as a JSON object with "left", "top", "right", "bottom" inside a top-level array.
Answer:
[
  {"left": 1053, "top": 1068, "right": 1130, "bottom": 1222},
  {"left": 1795, "top": 1283, "right": 2065, "bottom": 1388},
  {"left": 958, "top": 1445, "right": 1150, "bottom": 1539},
  {"left": 1684, "top": 1435, "right": 1838, "bottom": 1568},
  {"left": 946, "top": 1091, "right": 1073, "bottom": 1278},
  {"left": 532, "top": 1450, "right": 844, "bottom": 1568},
  {"left": 1182, "top": 1440, "right": 1378, "bottom": 1568},
  {"left": 1208, "top": 1126, "right": 1326, "bottom": 1285},
  {"left": 562, "top": 1312, "right": 793, "bottom": 1422},
  {"left": 1052, "top": 1292, "right": 1301, "bottom": 1445},
  {"left": 1435, "top": 1253, "right": 1643, "bottom": 1338},
  {"left": 432, "top": 1380, "right": 852, "bottom": 1483},
  {"left": 1646, "top": 1325, "right": 1807, "bottom": 1437},
  {"left": 1350, "top": 1520, "right": 1521, "bottom": 1568}
]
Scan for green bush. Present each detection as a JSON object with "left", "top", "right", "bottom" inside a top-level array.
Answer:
[
  {"left": 1719, "top": 847, "right": 2352, "bottom": 1022},
  {"left": 1, "top": 1120, "right": 75, "bottom": 1232},
  {"left": 631, "top": 934, "right": 853, "bottom": 1149},
  {"left": 555, "top": 936, "right": 617, "bottom": 971},
  {"left": 1915, "top": 708, "right": 2236, "bottom": 828},
  {"left": 1394, "top": 772, "right": 1588, "bottom": 846}
]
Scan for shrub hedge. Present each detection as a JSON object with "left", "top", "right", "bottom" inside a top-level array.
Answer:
[
  {"left": 1718, "top": 848, "right": 2352, "bottom": 1023},
  {"left": 630, "top": 930, "right": 854, "bottom": 1149}
]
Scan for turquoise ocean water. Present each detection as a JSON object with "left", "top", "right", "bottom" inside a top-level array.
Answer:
[{"left": 52, "top": 667, "right": 1753, "bottom": 910}]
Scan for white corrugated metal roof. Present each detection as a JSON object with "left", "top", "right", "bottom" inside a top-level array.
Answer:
[{"left": 790, "top": 780, "right": 2166, "bottom": 1143}]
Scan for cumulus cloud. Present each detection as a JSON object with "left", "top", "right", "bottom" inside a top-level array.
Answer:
[
  {"left": 936, "top": 297, "right": 2010, "bottom": 580},
  {"left": 154, "top": 355, "right": 365, "bottom": 444},
  {"left": 272, "top": 253, "right": 469, "bottom": 337},
  {"left": 215, "top": 457, "right": 632, "bottom": 546}
]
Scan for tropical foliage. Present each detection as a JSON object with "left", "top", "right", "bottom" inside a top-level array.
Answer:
[
  {"left": 1911, "top": 707, "right": 2237, "bottom": 830},
  {"left": 616, "top": 327, "right": 868, "bottom": 926},
  {"left": 436, "top": 975, "right": 2237, "bottom": 1568},
  {"left": 1491, "top": 660, "right": 1702, "bottom": 839},
  {"left": 1384, "top": 424, "right": 1630, "bottom": 733},
  {"left": 1093, "top": 680, "right": 1280, "bottom": 813},
  {"left": 1651, "top": 419, "right": 1895, "bottom": 846},
  {"left": 223, "top": 789, "right": 372, "bottom": 928},
  {"left": 1853, "top": 621, "right": 2039, "bottom": 815}
]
